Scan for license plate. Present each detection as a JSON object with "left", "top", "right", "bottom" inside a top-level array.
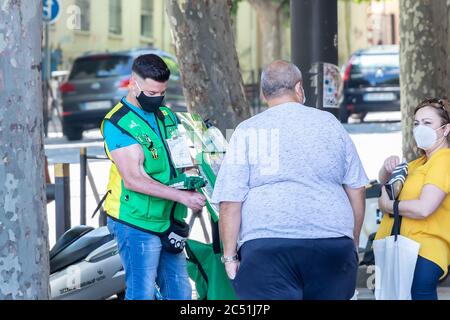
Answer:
[
  {"left": 363, "top": 93, "right": 396, "bottom": 102},
  {"left": 81, "top": 100, "right": 112, "bottom": 111}
]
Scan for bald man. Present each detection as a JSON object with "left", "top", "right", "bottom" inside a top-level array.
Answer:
[{"left": 211, "top": 60, "right": 369, "bottom": 300}]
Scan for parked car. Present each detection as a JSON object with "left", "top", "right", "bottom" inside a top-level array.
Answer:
[
  {"left": 339, "top": 45, "right": 400, "bottom": 123},
  {"left": 60, "top": 48, "right": 186, "bottom": 140}
]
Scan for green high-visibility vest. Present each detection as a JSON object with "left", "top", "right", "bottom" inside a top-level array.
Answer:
[{"left": 100, "top": 99, "right": 187, "bottom": 234}]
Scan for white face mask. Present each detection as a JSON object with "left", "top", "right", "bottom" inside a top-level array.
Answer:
[{"left": 413, "top": 124, "right": 447, "bottom": 150}]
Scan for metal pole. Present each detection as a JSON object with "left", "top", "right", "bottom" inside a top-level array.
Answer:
[
  {"left": 188, "top": 210, "right": 211, "bottom": 243},
  {"left": 291, "top": 0, "right": 338, "bottom": 109},
  {"left": 198, "top": 210, "right": 211, "bottom": 243},
  {"left": 45, "top": 23, "right": 51, "bottom": 95},
  {"left": 80, "top": 148, "right": 87, "bottom": 225},
  {"left": 86, "top": 164, "right": 107, "bottom": 226},
  {"left": 42, "top": 23, "right": 49, "bottom": 137},
  {"left": 54, "top": 163, "right": 71, "bottom": 239},
  {"left": 46, "top": 184, "right": 55, "bottom": 202}
]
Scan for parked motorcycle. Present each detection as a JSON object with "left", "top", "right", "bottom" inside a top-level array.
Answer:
[{"left": 49, "top": 225, "right": 125, "bottom": 300}]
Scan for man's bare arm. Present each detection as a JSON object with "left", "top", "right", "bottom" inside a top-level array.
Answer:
[
  {"left": 111, "top": 144, "right": 205, "bottom": 211},
  {"left": 219, "top": 201, "right": 242, "bottom": 257},
  {"left": 344, "top": 186, "right": 366, "bottom": 249},
  {"left": 219, "top": 201, "right": 242, "bottom": 280}
]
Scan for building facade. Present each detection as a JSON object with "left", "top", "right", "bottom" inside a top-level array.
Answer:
[
  {"left": 338, "top": 0, "right": 400, "bottom": 65},
  {"left": 48, "top": 0, "right": 402, "bottom": 83},
  {"left": 48, "top": 0, "right": 267, "bottom": 84}
]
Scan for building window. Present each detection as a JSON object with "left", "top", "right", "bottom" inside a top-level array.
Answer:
[
  {"left": 109, "top": 0, "right": 122, "bottom": 35},
  {"left": 76, "top": 0, "right": 90, "bottom": 31},
  {"left": 141, "top": 0, "right": 154, "bottom": 38}
]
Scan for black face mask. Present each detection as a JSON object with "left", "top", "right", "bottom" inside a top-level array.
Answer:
[{"left": 136, "top": 92, "right": 165, "bottom": 113}]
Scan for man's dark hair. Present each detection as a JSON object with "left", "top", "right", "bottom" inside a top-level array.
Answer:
[{"left": 132, "top": 54, "right": 170, "bottom": 82}]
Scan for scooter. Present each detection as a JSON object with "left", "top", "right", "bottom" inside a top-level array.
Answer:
[
  {"left": 49, "top": 225, "right": 126, "bottom": 300},
  {"left": 49, "top": 174, "right": 207, "bottom": 300}
]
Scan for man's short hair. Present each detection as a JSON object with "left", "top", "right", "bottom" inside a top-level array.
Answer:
[
  {"left": 132, "top": 54, "right": 170, "bottom": 82},
  {"left": 261, "top": 60, "right": 303, "bottom": 99}
]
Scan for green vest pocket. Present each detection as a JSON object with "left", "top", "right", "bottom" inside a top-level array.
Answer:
[
  {"left": 144, "top": 144, "right": 167, "bottom": 175},
  {"left": 122, "top": 190, "right": 150, "bottom": 219}
]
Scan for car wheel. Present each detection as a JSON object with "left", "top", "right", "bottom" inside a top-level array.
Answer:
[
  {"left": 63, "top": 126, "right": 83, "bottom": 141},
  {"left": 353, "top": 112, "right": 367, "bottom": 122},
  {"left": 338, "top": 105, "right": 350, "bottom": 123},
  {"left": 116, "top": 291, "right": 126, "bottom": 300},
  {"left": 359, "top": 112, "right": 367, "bottom": 122}
]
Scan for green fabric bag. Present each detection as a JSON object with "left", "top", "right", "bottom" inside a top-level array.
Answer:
[{"left": 185, "top": 222, "right": 237, "bottom": 300}]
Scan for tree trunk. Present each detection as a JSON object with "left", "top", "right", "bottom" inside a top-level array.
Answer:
[
  {"left": 247, "top": 0, "right": 285, "bottom": 65},
  {"left": 400, "top": 0, "right": 448, "bottom": 161},
  {"left": 0, "top": 1, "right": 49, "bottom": 299},
  {"left": 165, "top": 0, "right": 251, "bottom": 134}
]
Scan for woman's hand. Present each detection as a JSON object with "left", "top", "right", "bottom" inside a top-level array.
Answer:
[
  {"left": 384, "top": 156, "right": 400, "bottom": 175},
  {"left": 379, "top": 156, "right": 400, "bottom": 184},
  {"left": 378, "top": 186, "right": 394, "bottom": 214}
]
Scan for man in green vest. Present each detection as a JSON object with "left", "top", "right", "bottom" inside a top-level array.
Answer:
[{"left": 102, "top": 54, "right": 206, "bottom": 300}]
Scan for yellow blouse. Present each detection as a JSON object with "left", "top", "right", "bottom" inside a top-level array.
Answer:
[{"left": 375, "top": 148, "right": 450, "bottom": 278}]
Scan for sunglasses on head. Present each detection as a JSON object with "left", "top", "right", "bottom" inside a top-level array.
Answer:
[{"left": 423, "top": 98, "right": 446, "bottom": 108}]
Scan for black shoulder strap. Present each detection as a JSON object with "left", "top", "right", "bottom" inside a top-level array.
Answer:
[
  {"left": 103, "top": 105, "right": 134, "bottom": 163},
  {"left": 110, "top": 100, "right": 178, "bottom": 179},
  {"left": 391, "top": 200, "right": 402, "bottom": 240},
  {"left": 91, "top": 190, "right": 111, "bottom": 219},
  {"left": 211, "top": 220, "right": 221, "bottom": 254},
  {"left": 169, "top": 202, "right": 177, "bottom": 224}
]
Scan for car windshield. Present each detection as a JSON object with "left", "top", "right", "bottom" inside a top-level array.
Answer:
[
  {"left": 69, "top": 55, "right": 131, "bottom": 80},
  {"left": 349, "top": 53, "right": 399, "bottom": 87},
  {"left": 358, "top": 54, "right": 399, "bottom": 68}
]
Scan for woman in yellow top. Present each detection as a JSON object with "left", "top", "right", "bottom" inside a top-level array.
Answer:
[{"left": 376, "top": 98, "right": 450, "bottom": 300}]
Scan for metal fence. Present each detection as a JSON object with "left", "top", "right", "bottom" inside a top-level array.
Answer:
[
  {"left": 79, "top": 147, "right": 109, "bottom": 227},
  {"left": 47, "top": 148, "right": 110, "bottom": 240}
]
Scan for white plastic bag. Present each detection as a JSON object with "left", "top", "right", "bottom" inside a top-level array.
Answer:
[{"left": 373, "top": 235, "right": 420, "bottom": 300}]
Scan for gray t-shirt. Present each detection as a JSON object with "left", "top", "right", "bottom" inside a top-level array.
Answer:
[{"left": 211, "top": 102, "right": 369, "bottom": 248}]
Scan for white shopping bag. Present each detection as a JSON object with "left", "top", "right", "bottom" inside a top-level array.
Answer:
[{"left": 373, "top": 234, "right": 420, "bottom": 300}]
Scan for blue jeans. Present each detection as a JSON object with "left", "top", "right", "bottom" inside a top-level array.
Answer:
[
  {"left": 107, "top": 218, "right": 192, "bottom": 300},
  {"left": 411, "top": 256, "right": 445, "bottom": 300}
]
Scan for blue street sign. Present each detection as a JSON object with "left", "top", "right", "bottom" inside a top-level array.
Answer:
[{"left": 43, "top": 0, "right": 60, "bottom": 24}]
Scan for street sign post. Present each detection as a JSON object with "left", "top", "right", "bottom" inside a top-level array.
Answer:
[
  {"left": 43, "top": 0, "right": 61, "bottom": 24},
  {"left": 42, "top": 0, "right": 60, "bottom": 136}
]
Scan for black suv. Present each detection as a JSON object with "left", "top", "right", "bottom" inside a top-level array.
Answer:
[
  {"left": 339, "top": 45, "right": 400, "bottom": 123},
  {"left": 60, "top": 48, "right": 186, "bottom": 140}
]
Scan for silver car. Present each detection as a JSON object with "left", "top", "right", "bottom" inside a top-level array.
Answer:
[{"left": 60, "top": 48, "right": 186, "bottom": 140}]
